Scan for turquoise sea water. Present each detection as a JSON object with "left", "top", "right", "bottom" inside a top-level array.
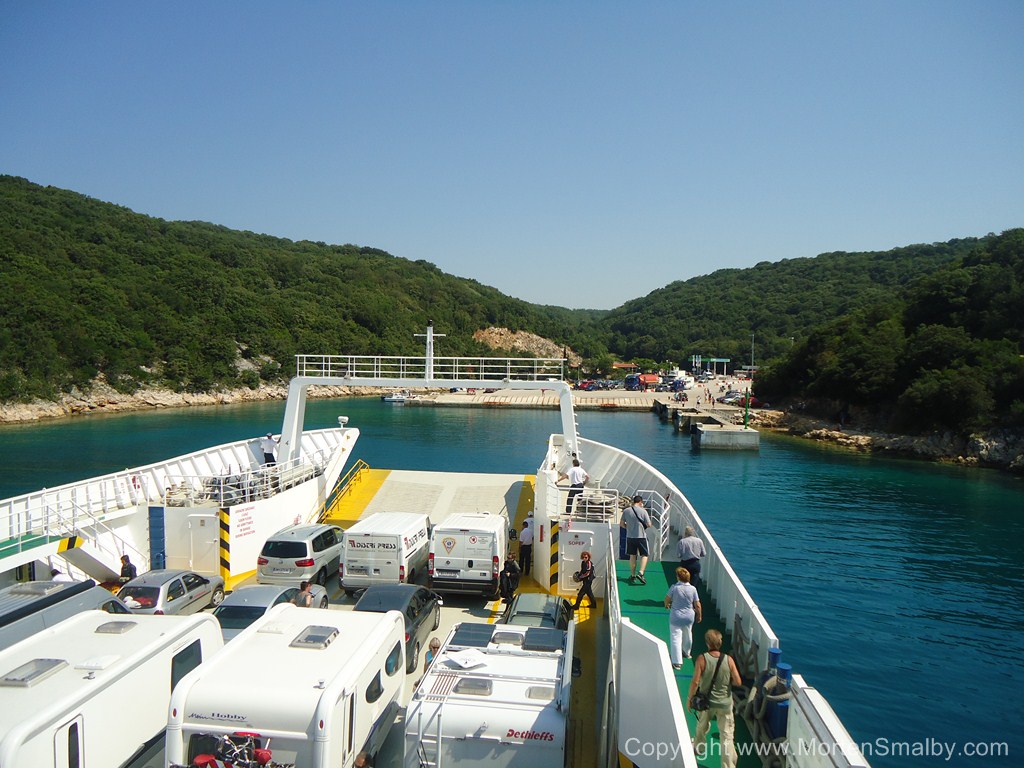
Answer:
[{"left": 2, "top": 399, "right": 1022, "bottom": 766}]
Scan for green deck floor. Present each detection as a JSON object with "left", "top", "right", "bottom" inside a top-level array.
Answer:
[{"left": 615, "top": 558, "right": 759, "bottom": 767}]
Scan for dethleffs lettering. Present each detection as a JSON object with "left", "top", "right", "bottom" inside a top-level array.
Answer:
[{"left": 505, "top": 728, "right": 555, "bottom": 741}]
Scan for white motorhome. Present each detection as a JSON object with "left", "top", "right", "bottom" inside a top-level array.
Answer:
[
  {"left": 166, "top": 604, "right": 405, "bottom": 768},
  {"left": 339, "top": 512, "right": 430, "bottom": 597},
  {"left": 405, "top": 621, "right": 574, "bottom": 768},
  {"left": 0, "top": 611, "right": 223, "bottom": 768},
  {"left": 428, "top": 511, "right": 510, "bottom": 597}
]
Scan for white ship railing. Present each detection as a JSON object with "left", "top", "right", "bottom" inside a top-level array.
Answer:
[
  {"left": 0, "top": 429, "right": 346, "bottom": 567},
  {"left": 296, "top": 353, "right": 564, "bottom": 381}
]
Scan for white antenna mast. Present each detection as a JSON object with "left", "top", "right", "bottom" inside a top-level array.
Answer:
[{"left": 414, "top": 321, "right": 446, "bottom": 381}]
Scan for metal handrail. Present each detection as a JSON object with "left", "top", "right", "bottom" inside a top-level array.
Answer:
[
  {"left": 319, "top": 459, "right": 369, "bottom": 521},
  {"left": 296, "top": 354, "right": 564, "bottom": 382}
]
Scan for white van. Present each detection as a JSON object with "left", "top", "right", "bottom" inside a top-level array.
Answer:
[
  {"left": 428, "top": 511, "right": 510, "bottom": 597},
  {"left": 339, "top": 512, "right": 430, "bottom": 598},
  {"left": 166, "top": 604, "right": 406, "bottom": 768},
  {"left": 0, "top": 611, "right": 223, "bottom": 768},
  {"left": 405, "top": 621, "right": 574, "bottom": 768},
  {"left": 0, "top": 579, "right": 132, "bottom": 651}
]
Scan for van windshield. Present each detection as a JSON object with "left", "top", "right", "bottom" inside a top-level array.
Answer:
[{"left": 261, "top": 541, "right": 307, "bottom": 558}]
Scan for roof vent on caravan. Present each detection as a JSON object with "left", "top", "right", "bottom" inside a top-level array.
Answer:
[
  {"left": 289, "top": 625, "right": 339, "bottom": 650},
  {"left": 94, "top": 620, "right": 138, "bottom": 635},
  {"left": 1, "top": 658, "right": 67, "bottom": 688},
  {"left": 75, "top": 655, "right": 120, "bottom": 674}
]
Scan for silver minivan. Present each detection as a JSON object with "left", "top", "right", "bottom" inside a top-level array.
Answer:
[{"left": 257, "top": 523, "right": 344, "bottom": 586}]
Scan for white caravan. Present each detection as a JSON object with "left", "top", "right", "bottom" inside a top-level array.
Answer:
[
  {"left": 0, "top": 579, "right": 132, "bottom": 650},
  {"left": 428, "top": 511, "right": 510, "bottom": 597},
  {"left": 339, "top": 512, "right": 430, "bottom": 597},
  {"left": 0, "top": 611, "right": 223, "bottom": 768},
  {"left": 405, "top": 621, "right": 574, "bottom": 768},
  {"left": 166, "top": 604, "right": 405, "bottom": 768}
]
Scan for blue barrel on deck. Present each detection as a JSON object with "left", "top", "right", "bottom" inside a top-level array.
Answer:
[
  {"left": 766, "top": 662, "right": 793, "bottom": 738},
  {"left": 767, "top": 700, "right": 790, "bottom": 739}
]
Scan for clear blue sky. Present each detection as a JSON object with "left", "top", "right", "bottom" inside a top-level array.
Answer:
[{"left": 2, "top": 2, "right": 1021, "bottom": 309}]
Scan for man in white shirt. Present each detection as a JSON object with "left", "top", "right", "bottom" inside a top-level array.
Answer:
[
  {"left": 50, "top": 567, "right": 74, "bottom": 583},
  {"left": 518, "top": 520, "right": 534, "bottom": 574},
  {"left": 261, "top": 433, "right": 279, "bottom": 464},
  {"left": 557, "top": 459, "right": 590, "bottom": 516}
]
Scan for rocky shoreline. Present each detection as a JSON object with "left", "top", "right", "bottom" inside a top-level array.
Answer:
[
  {"left": 2, "top": 384, "right": 1022, "bottom": 474},
  {"left": 745, "top": 409, "right": 1024, "bottom": 474}
]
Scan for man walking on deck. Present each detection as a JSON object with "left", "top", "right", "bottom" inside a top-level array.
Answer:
[
  {"left": 621, "top": 495, "right": 652, "bottom": 584},
  {"left": 677, "top": 526, "right": 706, "bottom": 588},
  {"left": 557, "top": 458, "right": 589, "bottom": 516}
]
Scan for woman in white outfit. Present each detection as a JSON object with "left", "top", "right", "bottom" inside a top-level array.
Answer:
[{"left": 664, "top": 566, "right": 701, "bottom": 669}]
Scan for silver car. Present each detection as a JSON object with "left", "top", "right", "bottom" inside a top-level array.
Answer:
[
  {"left": 256, "top": 523, "right": 344, "bottom": 586},
  {"left": 212, "top": 583, "right": 329, "bottom": 640},
  {"left": 117, "top": 569, "right": 225, "bottom": 615}
]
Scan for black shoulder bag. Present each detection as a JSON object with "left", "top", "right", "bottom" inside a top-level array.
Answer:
[{"left": 689, "top": 652, "right": 726, "bottom": 712}]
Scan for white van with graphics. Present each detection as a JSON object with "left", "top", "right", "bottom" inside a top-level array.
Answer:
[
  {"left": 339, "top": 512, "right": 431, "bottom": 598},
  {"left": 428, "top": 511, "right": 510, "bottom": 597}
]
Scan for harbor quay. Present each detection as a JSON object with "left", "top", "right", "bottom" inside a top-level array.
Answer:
[{"left": 399, "top": 386, "right": 761, "bottom": 449}]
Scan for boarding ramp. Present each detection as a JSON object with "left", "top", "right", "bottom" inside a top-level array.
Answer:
[{"left": 278, "top": 328, "right": 577, "bottom": 465}]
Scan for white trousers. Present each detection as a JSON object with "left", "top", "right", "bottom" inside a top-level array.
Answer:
[{"left": 668, "top": 614, "right": 694, "bottom": 663}]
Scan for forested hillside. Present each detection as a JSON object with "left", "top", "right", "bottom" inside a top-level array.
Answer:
[
  {"left": 757, "top": 229, "right": 1024, "bottom": 434},
  {"left": 0, "top": 176, "right": 600, "bottom": 399},
  {"left": 2, "top": 174, "right": 1019, "bottom": 439},
  {"left": 599, "top": 239, "right": 986, "bottom": 365}
]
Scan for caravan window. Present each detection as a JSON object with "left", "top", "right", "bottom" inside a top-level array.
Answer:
[
  {"left": 365, "top": 671, "right": 384, "bottom": 703},
  {"left": 385, "top": 642, "right": 402, "bottom": 676},
  {"left": 67, "top": 721, "right": 80, "bottom": 768},
  {"left": 171, "top": 639, "right": 202, "bottom": 691}
]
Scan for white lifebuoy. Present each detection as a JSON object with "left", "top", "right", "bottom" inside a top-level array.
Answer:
[{"left": 131, "top": 475, "right": 140, "bottom": 490}]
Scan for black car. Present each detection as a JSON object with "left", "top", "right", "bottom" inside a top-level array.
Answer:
[
  {"left": 499, "top": 592, "right": 572, "bottom": 631},
  {"left": 353, "top": 584, "right": 443, "bottom": 672}
]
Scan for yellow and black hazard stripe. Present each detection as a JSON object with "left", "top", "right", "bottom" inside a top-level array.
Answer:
[
  {"left": 58, "top": 536, "right": 83, "bottom": 553},
  {"left": 548, "top": 518, "right": 560, "bottom": 590},
  {"left": 219, "top": 508, "right": 231, "bottom": 579}
]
